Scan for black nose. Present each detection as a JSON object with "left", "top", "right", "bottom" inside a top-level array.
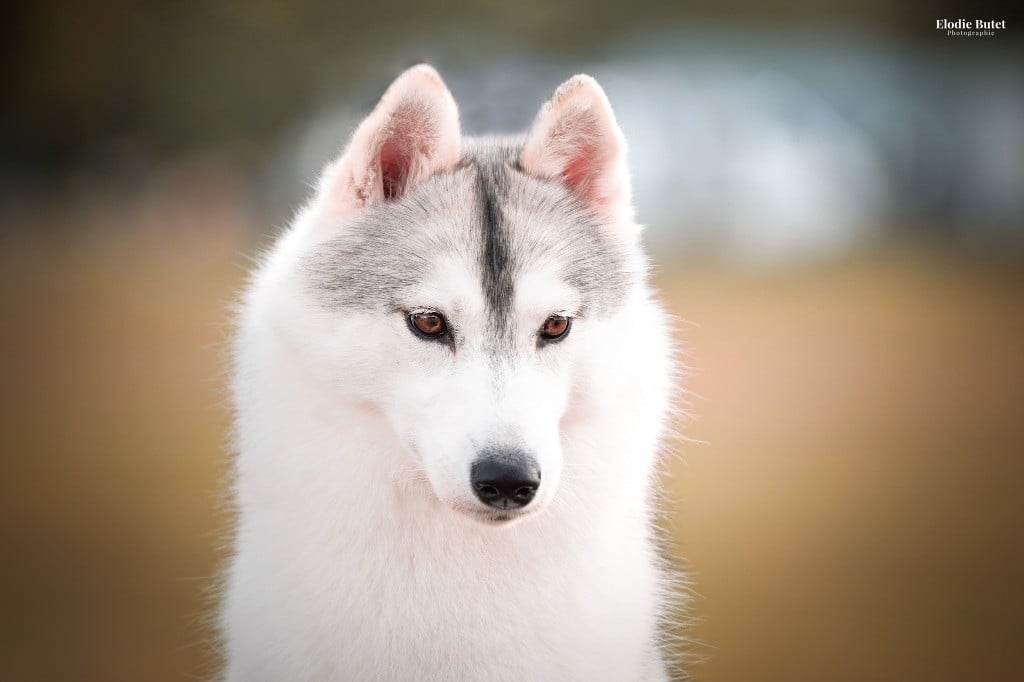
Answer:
[{"left": 471, "top": 453, "right": 541, "bottom": 510}]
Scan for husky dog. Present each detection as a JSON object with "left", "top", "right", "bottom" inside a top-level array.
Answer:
[{"left": 222, "top": 65, "right": 677, "bottom": 681}]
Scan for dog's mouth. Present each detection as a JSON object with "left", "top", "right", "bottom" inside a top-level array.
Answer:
[{"left": 449, "top": 500, "right": 543, "bottom": 526}]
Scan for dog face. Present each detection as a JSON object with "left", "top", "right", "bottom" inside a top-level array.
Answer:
[{"left": 279, "top": 66, "right": 641, "bottom": 524}]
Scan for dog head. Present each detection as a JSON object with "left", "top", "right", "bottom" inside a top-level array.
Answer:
[{"left": 271, "top": 66, "right": 644, "bottom": 524}]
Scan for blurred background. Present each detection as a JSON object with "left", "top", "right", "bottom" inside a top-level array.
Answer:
[{"left": 1, "top": 1, "right": 1022, "bottom": 680}]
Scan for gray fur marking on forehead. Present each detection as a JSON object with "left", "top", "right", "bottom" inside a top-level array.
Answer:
[
  {"left": 304, "top": 137, "right": 634, "bottom": 318},
  {"left": 473, "top": 153, "right": 514, "bottom": 334},
  {"left": 462, "top": 137, "right": 633, "bottom": 320},
  {"left": 303, "top": 176, "right": 467, "bottom": 311}
]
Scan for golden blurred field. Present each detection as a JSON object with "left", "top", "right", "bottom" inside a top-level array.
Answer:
[{"left": 1, "top": 188, "right": 1022, "bottom": 680}]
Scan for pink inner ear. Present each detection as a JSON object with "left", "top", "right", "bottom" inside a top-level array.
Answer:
[
  {"left": 550, "top": 111, "right": 602, "bottom": 201},
  {"left": 562, "top": 145, "right": 598, "bottom": 198},
  {"left": 375, "top": 104, "right": 438, "bottom": 201},
  {"left": 379, "top": 138, "right": 410, "bottom": 201}
]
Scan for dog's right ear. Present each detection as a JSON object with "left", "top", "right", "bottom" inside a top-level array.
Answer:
[{"left": 315, "top": 65, "right": 461, "bottom": 227}]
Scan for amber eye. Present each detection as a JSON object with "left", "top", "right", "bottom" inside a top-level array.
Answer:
[
  {"left": 407, "top": 311, "right": 448, "bottom": 339},
  {"left": 539, "top": 315, "right": 571, "bottom": 342}
]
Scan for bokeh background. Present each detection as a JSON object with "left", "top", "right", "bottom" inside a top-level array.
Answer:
[{"left": 2, "top": 2, "right": 1023, "bottom": 680}]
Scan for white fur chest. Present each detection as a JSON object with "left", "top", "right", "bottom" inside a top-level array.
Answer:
[{"left": 224, "top": 445, "right": 666, "bottom": 680}]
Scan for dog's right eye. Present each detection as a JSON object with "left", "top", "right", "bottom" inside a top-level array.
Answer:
[{"left": 407, "top": 311, "right": 448, "bottom": 340}]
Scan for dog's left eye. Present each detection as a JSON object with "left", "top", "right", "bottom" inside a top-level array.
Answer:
[{"left": 539, "top": 315, "right": 571, "bottom": 343}]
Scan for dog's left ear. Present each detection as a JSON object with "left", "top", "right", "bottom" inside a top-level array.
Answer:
[{"left": 522, "top": 75, "right": 633, "bottom": 227}]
